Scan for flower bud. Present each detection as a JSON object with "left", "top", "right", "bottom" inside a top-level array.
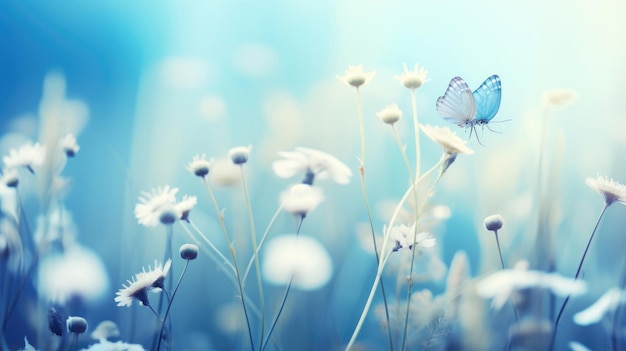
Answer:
[
  {"left": 484, "top": 214, "right": 504, "bottom": 231},
  {"left": 66, "top": 316, "right": 88, "bottom": 334},
  {"left": 179, "top": 243, "right": 199, "bottom": 260}
]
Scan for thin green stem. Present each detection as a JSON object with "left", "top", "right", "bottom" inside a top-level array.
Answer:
[
  {"left": 243, "top": 206, "right": 283, "bottom": 284},
  {"left": 157, "top": 260, "right": 190, "bottom": 351},
  {"left": 239, "top": 166, "right": 265, "bottom": 350},
  {"left": 400, "top": 165, "right": 443, "bottom": 351},
  {"left": 551, "top": 204, "right": 608, "bottom": 349},
  {"left": 611, "top": 256, "right": 626, "bottom": 351},
  {"left": 355, "top": 87, "right": 394, "bottom": 351},
  {"left": 494, "top": 230, "right": 520, "bottom": 323},
  {"left": 261, "top": 217, "right": 304, "bottom": 351},
  {"left": 390, "top": 122, "right": 421, "bottom": 351},
  {"left": 201, "top": 176, "right": 255, "bottom": 350},
  {"left": 184, "top": 220, "right": 236, "bottom": 275},
  {"left": 410, "top": 89, "right": 421, "bottom": 177}
]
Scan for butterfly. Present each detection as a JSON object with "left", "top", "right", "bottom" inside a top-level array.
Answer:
[{"left": 436, "top": 75, "right": 503, "bottom": 144}]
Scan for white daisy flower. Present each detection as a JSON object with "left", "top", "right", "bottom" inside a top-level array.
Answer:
[
  {"left": 134, "top": 186, "right": 180, "bottom": 227},
  {"left": 336, "top": 65, "right": 375, "bottom": 88},
  {"left": 419, "top": 124, "right": 474, "bottom": 156},
  {"left": 3, "top": 142, "right": 46, "bottom": 173},
  {"left": 114, "top": 275, "right": 152, "bottom": 307},
  {"left": 228, "top": 145, "right": 252, "bottom": 165},
  {"left": 395, "top": 63, "right": 430, "bottom": 90},
  {"left": 280, "top": 184, "right": 324, "bottom": 217},
  {"left": 388, "top": 223, "right": 435, "bottom": 251},
  {"left": 114, "top": 259, "right": 171, "bottom": 307},
  {"left": 137, "top": 259, "right": 172, "bottom": 290},
  {"left": 60, "top": 134, "right": 80, "bottom": 157},
  {"left": 272, "top": 147, "right": 352, "bottom": 185},
  {"left": 476, "top": 260, "right": 587, "bottom": 310},
  {"left": 176, "top": 195, "right": 197, "bottom": 222},
  {"left": 585, "top": 175, "right": 626, "bottom": 206},
  {"left": 376, "top": 104, "right": 403, "bottom": 125},
  {"left": 186, "top": 154, "right": 213, "bottom": 178}
]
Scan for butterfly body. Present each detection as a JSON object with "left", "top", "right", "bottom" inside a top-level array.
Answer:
[{"left": 436, "top": 75, "right": 502, "bottom": 142}]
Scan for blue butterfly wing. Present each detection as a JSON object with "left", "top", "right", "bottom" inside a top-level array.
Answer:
[
  {"left": 472, "top": 75, "right": 501, "bottom": 123},
  {"left": 436, "top": 77, "right": 476, "bottom": 126}
]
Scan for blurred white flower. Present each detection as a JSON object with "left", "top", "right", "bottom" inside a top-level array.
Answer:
[
  {"left": 395, "top": 63, "right": 430, "bottom": 90},
  {"left": 186, "top": 154, "right": 213, "bottom": 178},
  {"left": 228, "top": 145, "right": 252, "bottom": 165},
  {"left": 176, "top": 195, "right": 197, "bottom": 222},
  {"left": 542, "top": 88, "right": 578, "bottom": 110},
  {"left": 262, "top": 235, "right": 332, "bottom": 290},
  {"left": 39, "top": 245, "right": 109, "bottom": 304},
  {"left": 419, "top": 124, "right": 474, "bottom": 156},
  {"left": 91, "top": 320, "right": 120, "bottom": 341},
  {"left": 476, "top": 260, "right": 587, "bottom": 310},
  {"left": 66, "top": 316, "right": 88, "bottom": 334},
  {"left": 376, "top": 104, "right": 403, "bottom": 125},
  {"left": 573, "top": 288, "right": 625, "bottom": 326},
  {"left": 388, "top": 223, "right": 435, "bottom": 251},
  {"left": 336, "top": 65, "right": 375, "bottom": 88},
  {"left": 60, "top": 134, "right": 79, "bottom": 157},
  {"left": 81, "top": 339, "right": 146, "bottom": 351},
  {"left": 272, "top": 147, "right": 352, "bottom": 185},
  {"left": 569, "top": 341, "right": 592, "bottom": 351},
  {"left": 209, "top": 158, "right": 241, "bottom": 186},
  {"left": 3, "top": 142, "right": 46, "bottom": 173},
  {"left": 115, "top": 259, "right": 171, "bottom": 307},
  {"left": 585, "top": 175, "right": 626, "bottom": 206},
  {"left": 134, "top": 186, "right": 180, "bottom": 227},
  {"left": 280, "top": 184, "right": 324, "bottom": 216}
]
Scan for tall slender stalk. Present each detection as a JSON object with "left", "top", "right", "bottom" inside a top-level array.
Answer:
[
  {"left": 400, "top": 165, "right": 444, "bottom": 351},
  {"left": 261, "top": 217, "right": 304, "bottom": 351},
  {"left": 493, "top": 229, "right": 520, "bottom": 323},
  {"left": 157, "top": 259, "right": 190, "bottom": 351},
  {"left": 611, "top": 256, "right": 626, "bottom": 351},
  {"left": 243, "top": 206, "right": 283, "bottom": 284},
  {"left": 238, "top": 166, "right": 265, "bottom": 350},
  {"left": 345, "top": 158, "right": 444, "bottom": 350},
  {"left": 551, "top": 204, "right": 608, "bottom": 349},
  {"left": 201, "top": 176, "right": 255, "bottom": 350},
  {"left": 410, "top": 89, "right": 421, "bottom": 177},
  {"left": 354, "top": 87, "right": 394, "bottom": 350}
]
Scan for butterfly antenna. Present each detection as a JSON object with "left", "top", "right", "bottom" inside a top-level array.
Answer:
[
  {"left": 486, "top": 124, "right": 503, "bottom": 134},
  {"left": 489, "top": 119, "right": 512, "bottom": 124}
]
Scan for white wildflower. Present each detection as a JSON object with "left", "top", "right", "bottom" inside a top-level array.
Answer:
[
  {"left": 395, "top": 63, "right": 429, "bottom": 90},
  {"left": 419, "top": 124, "right": 474, "bottom": 156},
  {"left": 60, "top": 134, "right": 80, "bottom": 157},
  {"left": 336, "top": 65, "right": 375, "bottom": 88},
  {"left": 272, "top": 147, "right": 352, "bottom": 185},
  {"left": 376, "top": 104, "right": 403, "bottom": 125},
  {"left": 134, "top": 186, "right": 180, "bottom": 227},
  {"left": 280, "top": 184, "right": 324, "bottom": 217},
  {"left": 3, "top": 142, "right": 46, "bottom": 173},
  {"left": 585, "top": 175, "right": 626, "bottom": 206},
  {"left": 186, "top": 154, "right": 212, "bottom": 178}
]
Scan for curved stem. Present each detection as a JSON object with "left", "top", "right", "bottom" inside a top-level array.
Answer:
[
  {"left": 239, "top": 166, "right": 265, "bottom": 350},
  {"left": 494, "top": 231, "right": 520, "bottom": 323},
  {"left": 551, "top": 204, "right": 608, "bottom": 349},
  {"left": 410, "top": 89, "right": 421, "bottom": 177},
  {"left": 243, "top": 206, "right": 283, "bottom": 284},
  {"left": 185, "top": 220, "right": 236, "bottom": 275},
  {"left": 261, "top": 217, "right": 304, "bottom": 351},
  {"left": 611, "top": 256, "right": 626, "bottom": 351},
  {"left": 201, "top": 176, "right": 255, "bottom": 350},
  {"left": 157, "top": 260, "right": 190, "bottom": 351},
  {"left": 355, "top": 87, "right": 394, "bottom": 350},
  {"left": 400, "top": 165, "right": 443, "bottom": 351}
]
